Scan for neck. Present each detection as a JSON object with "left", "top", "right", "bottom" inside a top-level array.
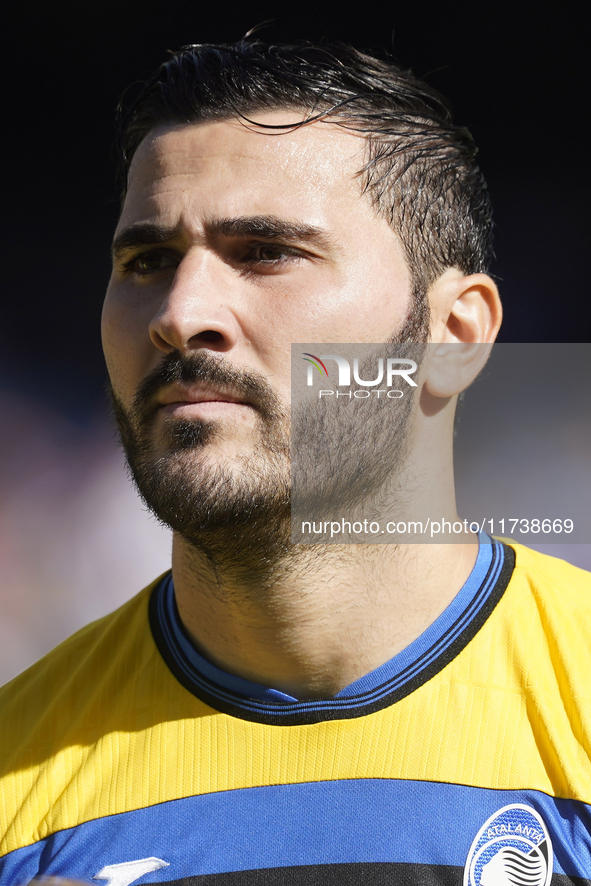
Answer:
[
  {"left": 170, "top": 397, "right": 474, "bottom": 699},
  {"left": 172, "top": 536, "right": 478, "bottom": 699}
]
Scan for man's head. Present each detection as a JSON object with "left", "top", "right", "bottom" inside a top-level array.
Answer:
[
  {"left": 116, "top": 40, "right": 494, "bottom": 301},
  {"left": 102, "top": 39, "right": 501, "bottom": 573}
]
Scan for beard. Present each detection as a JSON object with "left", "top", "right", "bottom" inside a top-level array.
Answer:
[
  {"left": 110, "top": 352, "right": 293, "bottom": 580},
  {"left": 109, "top": 289, "right": 430, "bottom": 578},
  {"left": 290, "top": 339, "right": 426, "bottom": 538}
]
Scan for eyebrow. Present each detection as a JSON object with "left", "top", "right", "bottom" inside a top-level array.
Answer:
[
  {"left": 111, "top": 224, "right": 180, "bottom": 260},
  {"left": 207, "top": 215, "right": 333, "bottom": 247},
  {"left": 111, "top": 215, "right": 335, "bottom": 260}
]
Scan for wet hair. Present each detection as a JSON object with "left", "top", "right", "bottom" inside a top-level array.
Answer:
[{"left": 116, "top": 40, "right": 493, "bottom": 296}]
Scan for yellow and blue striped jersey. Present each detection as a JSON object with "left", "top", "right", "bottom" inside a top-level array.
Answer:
[{"left": 1, "top": 539, "right": 590, "bottom": 884}]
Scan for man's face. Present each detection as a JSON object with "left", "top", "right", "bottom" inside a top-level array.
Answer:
[{"left": 102, "top": 114, "right": 424, "bottom": 558}]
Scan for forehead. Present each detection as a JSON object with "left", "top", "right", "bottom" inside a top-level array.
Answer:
[{"left": 119, "top": 113, "right": 381, "bottom": 234}]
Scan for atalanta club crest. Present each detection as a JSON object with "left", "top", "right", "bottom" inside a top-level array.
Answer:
[{"left": 464, "top": 804, "right": 553, "bottom": 886}]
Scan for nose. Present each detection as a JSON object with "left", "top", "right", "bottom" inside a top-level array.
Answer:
[{"left": 149, "top": 249, "right": 241, "bottom": 354}]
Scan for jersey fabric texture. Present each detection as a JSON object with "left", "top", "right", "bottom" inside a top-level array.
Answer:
[{"left": 1, "top": 539, "right": 590, "bottom": 885}]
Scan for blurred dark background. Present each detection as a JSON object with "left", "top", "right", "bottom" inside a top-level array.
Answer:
[{"left": 1, "top": 1, "right": 589, "bottom": 682}]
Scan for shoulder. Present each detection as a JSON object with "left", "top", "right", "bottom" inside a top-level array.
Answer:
[
  {"left": 0, "top": 572, "right": 219, "bottom": 860},
  {"left": 499, "top": 542, "right": 591, "bottom": 678},
  {"left": 507, "top": 542, "right": 591, "bottom": 607},
  {"left": 0, "top": 574, "right": 169, "bottom": 762}
]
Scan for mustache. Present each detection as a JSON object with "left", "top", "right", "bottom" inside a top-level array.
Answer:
[{"left": 131, "top": 351, "right": 284, "bottom": 426}]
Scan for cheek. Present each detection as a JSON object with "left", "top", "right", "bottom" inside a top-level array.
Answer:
[
  {"left": 251, "top": 276, "right": 410, "bottom": 348},
  {"left": 330, "top": 255, "right": 412, "bottom": 339},
  {"left": 101, "top": 288, "right": 153, "bottom": 403}
]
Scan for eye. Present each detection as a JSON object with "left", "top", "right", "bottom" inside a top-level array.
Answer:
[
  {"left": 247, "top": 243, "right": 302, "bottom": 264},
  {"left": 122, "top": 250, "right": 179, "bottom": 276}
]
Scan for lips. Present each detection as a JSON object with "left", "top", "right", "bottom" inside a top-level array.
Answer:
[
  {"left": 130, "top": 352, "right": 278, "bottom": 429},
  {"left": 156, "top": 383, "right": 255, "bottom": 414}
]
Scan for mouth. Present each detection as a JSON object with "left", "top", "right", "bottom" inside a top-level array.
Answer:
[{"left": 156, "top": 384, "right": 257, "bottom": 420}]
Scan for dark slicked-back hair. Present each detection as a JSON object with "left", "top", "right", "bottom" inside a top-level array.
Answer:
[{"left": 117, "top": 40, "right": 493, "bottom": 296}]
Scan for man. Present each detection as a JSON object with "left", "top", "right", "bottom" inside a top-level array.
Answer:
[{"left": 1, "top": 39, "right": 590, "bottom": 886}]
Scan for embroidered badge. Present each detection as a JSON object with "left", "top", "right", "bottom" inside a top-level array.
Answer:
[{"left": 463, "top": 803, "right": 552, "bottom": 886}]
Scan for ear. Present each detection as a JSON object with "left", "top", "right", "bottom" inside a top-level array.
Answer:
[
  {"left": 428, "top": 269, "right": 502, "bottom": 344},
  {"left": 422, "top": 270, "right": 502, "bottom": 398}
]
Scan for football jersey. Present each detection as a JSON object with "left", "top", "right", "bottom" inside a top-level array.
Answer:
[{"left": 1, "top": 539, "right": 590, "bottom": 885}]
